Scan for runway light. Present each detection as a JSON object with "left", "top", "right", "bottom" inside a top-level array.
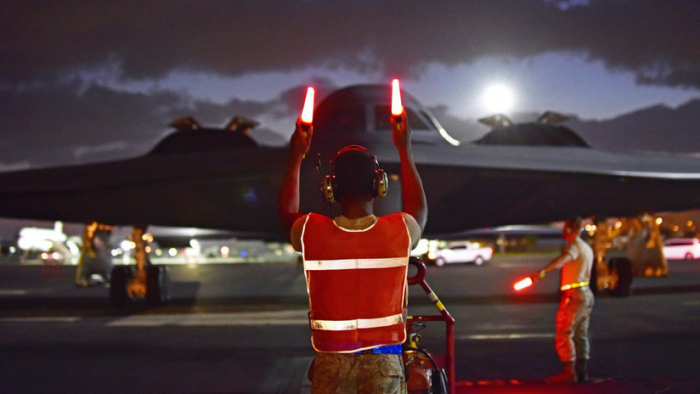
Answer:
[
  {"left": 391, "top": 79, "right": 403, "bottom": 117},
  {"left": 514, "top": 277, "right": 533, "bottom": 291},
  {"left": 300, "top": 87, "right": 314, "bottom": 129},
  {"left": 120, "top": 240, "right": 135, "bottom": 251}
]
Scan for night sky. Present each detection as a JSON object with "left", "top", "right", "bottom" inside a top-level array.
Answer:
[{"left": 2, "top": 0, "right": 699, "bottom": 169}]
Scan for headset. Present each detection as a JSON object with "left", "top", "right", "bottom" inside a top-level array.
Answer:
[{"left": 322, "top": 145, "right": 388, "bottom": 203}]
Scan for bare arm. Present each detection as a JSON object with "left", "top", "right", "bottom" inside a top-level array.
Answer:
[
  {"left": 531, "top": 251, "right": 573, "bottom": 281},
  {"left": 541, "top": 252, "right": 573, "bottom": 273},
  {"left": 278, "top": 119, "right": 313, "bottom": 237},
  {"left": 392, "top": 110, "right": 427, "bottom": 236}
]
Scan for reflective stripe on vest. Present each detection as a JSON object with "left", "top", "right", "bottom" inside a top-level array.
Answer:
[
  {"left": 304, "top": 257, "right": 406, "bottom": 271},
  {"left": 310, "top": 313, "right": 404, "bottom": 331},
  {"left": 560, "top": 281, "right": 590, "bottom": 291}
]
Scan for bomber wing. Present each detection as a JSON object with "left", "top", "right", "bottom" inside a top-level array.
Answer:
[{"left": 2, "top": 85, "right": 700, "bottom": 241}]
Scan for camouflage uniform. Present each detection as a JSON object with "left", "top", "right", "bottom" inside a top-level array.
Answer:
[
  {"left": 555, "top": 286, "right": 594, "bottom": 362},
  {"left": 309, "top": 353, "right": 406, "bottom": 394}
]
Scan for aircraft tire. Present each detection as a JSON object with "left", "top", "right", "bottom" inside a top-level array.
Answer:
[
  {"left": 146, "top": 265, "right": 171, "bottom": 306},
  {"left": 589, "top": 261, "right": 599, "bottom": 295},
  {"left": 110, "top": 265, "right": 134, "bottom": 307},
  {"left": 609, "top": 258, "right": 633, "bottom": 297}
]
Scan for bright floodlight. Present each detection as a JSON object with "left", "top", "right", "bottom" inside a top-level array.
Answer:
[{"left": 483, "top": 84, "right": 515, "bottom": 114}]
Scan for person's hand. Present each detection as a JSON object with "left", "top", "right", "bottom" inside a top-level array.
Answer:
[
  {"left": 290, "top": 118, "right": 313, "bottom": 159},
  {"left": 530, "top": 270, "right": 545, "bottom": 283},
  {"left": 391, "top": 110, "right": 411, "bottom": 149}
]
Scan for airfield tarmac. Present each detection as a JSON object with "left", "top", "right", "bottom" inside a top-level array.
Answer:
[{"left": 1, "top": 255, "right": 699, "bottom": 393}]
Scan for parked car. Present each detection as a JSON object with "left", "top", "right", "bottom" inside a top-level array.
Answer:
[
  {"left": 662, "top": 238, "right": 700, "bottom": 260},
  {"left": 427, "top": 241, "right": 493, "bottom": 267},
  {"left": 40, "top": 250, "right": 65, "bottom": 265}
]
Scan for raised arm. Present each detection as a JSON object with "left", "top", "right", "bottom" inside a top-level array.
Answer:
[
  {"left": 278, "top": 119, "right": 313, "bottom": 235},
  {"left": 392, "top": 110, "right": 427, "bottom": 235}
]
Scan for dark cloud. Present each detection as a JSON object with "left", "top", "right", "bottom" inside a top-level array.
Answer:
[
  {"left": 268, "top": 78, "right": 339, "bottom": 119},
  {"left": 1, "top": 1, "right": 699, "bottom": 87},
  {"left": 0, "top": 81, "right": 181, "bottom": 165},
  {"left": 0, "top": 80, "right": 294, "bottom": 167}
]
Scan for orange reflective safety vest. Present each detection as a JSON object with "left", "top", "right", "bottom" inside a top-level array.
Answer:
[{"left": 301, "top": 212, "right": 411, "bottom": 353}]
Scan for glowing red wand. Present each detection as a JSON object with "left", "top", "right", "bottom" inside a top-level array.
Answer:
[
  {"left": 513, "top": 277, "right": 534, "bottom": 291},
  {"left": 300, "top": 87, "right": 314, "bottom": 132},
  {"left": 391, "top": 79, "right": 403, "bottom": 122}
]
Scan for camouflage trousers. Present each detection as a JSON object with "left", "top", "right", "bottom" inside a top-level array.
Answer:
[
  {"left": 308, "top": 352, "right": 406, "bottom": 394},
  {"left": 555, "top": 287, "right": 594, "bottom": 362}
]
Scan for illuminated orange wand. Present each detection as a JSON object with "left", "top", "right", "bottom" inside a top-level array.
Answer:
[
  {"left": 513, "top": 277, "right": 533, "bottom": 291},
  {"left": 300, "top": 87, "right": 315, "bottom": 133},
  {"left": 391, "top": 78, "right": 404, "bottom": 123},
  {"left": 513, "top": 270, "right": 545, "bottom": 291}
]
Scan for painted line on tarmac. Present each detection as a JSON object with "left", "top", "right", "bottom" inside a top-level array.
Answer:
[
  {"left": 0, "top": 289, "right": 29, "bottom": 295},
  {"left": 0, "top": 316, "right": 82, "bottom": 323},
  {"left": 458, "top": 332, "right": 554, "bottom": 340},
  {"left": 107, "top": 310, "right": 309, "bottom": 327}
]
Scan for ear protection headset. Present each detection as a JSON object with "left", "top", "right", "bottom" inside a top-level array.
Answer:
[
  {"left": 563, "top": 217, "right": 582, "bottom": 236},
  {"left": 322, "top": 145, "right": 388, "bottom": 203}
]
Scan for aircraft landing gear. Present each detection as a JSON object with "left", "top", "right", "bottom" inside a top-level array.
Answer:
[
  {"left": 110, "top": 265, "right": 133, "bottom": 307},
  {"left": 590, "top": 258, "right": 633, "bottom": 297},
  {"left": 146, "top": 265, "right": 171, "bottom": 305},
  {"left": 109, "top": 225, "right": 171, "bottom": 307},
  {"left": 109, "top": 264, "right": 171, "bottom": 307}
]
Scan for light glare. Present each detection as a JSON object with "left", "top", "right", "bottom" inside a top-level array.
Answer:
[
  {"left": 301, "top": 87, "right": 315, "bottom": 124},
  {"left": 514, "top": 277, "right": 533, "bottom": 291},
  {"left": 483, "top": 85, "right": 515, "bottom": 114},
  {"left": 391, "top": 79, "right": 403, "bottom": 116}
]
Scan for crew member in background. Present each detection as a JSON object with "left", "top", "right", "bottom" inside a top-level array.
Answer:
[
  {"left": 75, "top": 221, "right": 113, "bottom": 287},
  {"left": 278, "top": 110, "right": 427, "bottom": 393},
  {"left": 530, "top": 217, "right": 594, "bottom": 383}
]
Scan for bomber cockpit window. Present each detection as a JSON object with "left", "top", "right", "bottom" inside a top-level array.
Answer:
[{"left": 374, "top": 105, "right": 431, "bottom": 131}]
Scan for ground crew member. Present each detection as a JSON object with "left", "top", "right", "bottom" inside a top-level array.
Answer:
[
  {"left": 75, "top": 221, "right": 113, "bottom": 287},
  {"left": 279, "top": 110, "right": 427, "bottom": 393},
  {"left": 530, "top": 217, "right": 594, "bottom": 383}
]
